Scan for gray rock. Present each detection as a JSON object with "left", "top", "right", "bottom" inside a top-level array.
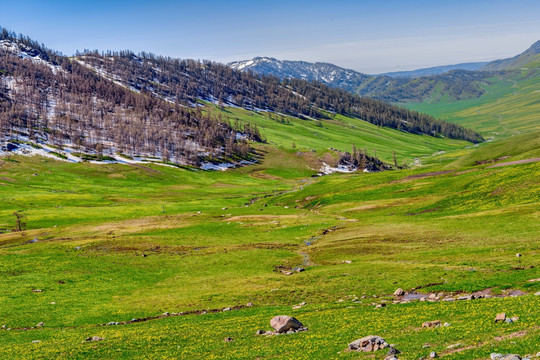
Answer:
[
  {"left": 224, "top": 337, "right": 233, "bottom": 342},
  {"left": 85, "top": 336, "right": 103, "bottom": 342},
  {"left": 491, "top": 353, "right": 503, "bottom": 360},
  {"left": 387, "top": 346, "right": 401, "bottom": 355},
  {"left": 516, "top": 253, "right": 522, "bottom": 257},
  {"left": 223, "top": 307, "right": 231, "bottom": 311},
  {"left": 501, "top": 355, "right": 521, "bottom": 360},
  {"left": 429, "top": 351, "right": 438, "bottom": 358},
  {"left": 31, "top": 340, "right": 41, "bottom": 344},
  {"left": 494, "top": 313, "right": 506, "bottom": 322},
  {"left": 394, "top": 288, "right": 405, "bottom": 296},
  {"left": 270, "top": 315, "right": 303, "bottom": 333},
  {"left": 36, "top": 322, "right": 44, "bottom": 327},
  {"left": 349, "top": 335, "right": 388, "bottom": 352}
]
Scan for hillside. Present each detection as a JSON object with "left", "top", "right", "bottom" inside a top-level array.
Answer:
[
  {"left": 380, "top": 61, "right": 488, "bottom": 78},
  {"left": 0, "top": 27, "right": 484, "bottom": 173},
  {"left": 481, "top": 40, "right": 540, "bottom": 71},
  {"left": 407, "top": 57, "right": 540, "bottom": 139}
]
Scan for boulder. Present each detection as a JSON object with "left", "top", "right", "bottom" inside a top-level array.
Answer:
[
  {"left": 270, "top": 316, "right": 303, "bottom": 333},
  {"left": 349, "top": 335, "right": 388, "bottom": 352},
  {"left": 501, "top": 355, "right": 521, "bottom": 360},
  {"left": 422, "top": 320, "right": 441, "bottom": 328},
  {"left": 494, "top": 313, "right": 506, "bottom": 322},
  {"left": 394, "top": 288, "right": 405, "bottom": 296},
  {"left": 85, "top": 336, "right": 103, "bottom": 342}
]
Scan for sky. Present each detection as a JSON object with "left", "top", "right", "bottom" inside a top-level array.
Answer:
[{"left": 1, "top": 0, "right": 539, "bottom": 73}]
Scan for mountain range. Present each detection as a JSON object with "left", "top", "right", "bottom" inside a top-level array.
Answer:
[{"left": 228, "top": 40, "right": 540, "bottom": 103}]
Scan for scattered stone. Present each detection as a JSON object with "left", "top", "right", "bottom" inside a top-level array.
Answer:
[
  {"left": 256, "top": 330, "right": 265, "bottom": 335},
  {"left": 246, "top": 302, "right": 253, "bottom": 307},
  {"left": 443, "top": 298, "right": 455, "bottom": 302},
  {"left": 447, "top": 343, "right": 462, "bottom": 349},
  {"left": 535, "top": 291, "right": 540, "bottom": 296},
  {"left": 75, "top": 246, "right": 81, "bottom": 250},
  {"left": 387, "top": 346, "right": 401, "bottom": 355},
  {"left": 494, "top": 313, "right": 507, "bottom": 323},
  {"left": 505, "top": 318, "right": 513, "bottom": 323},
  {"left": 295, "top": 267, "right": 305, "bottom": 273},
  {"left": 385, "top": 356, "right": 399, "bottom": 360},
  {"left": 422, "top": 344, "right": 431, "bottom": 348},
  {"left": 443, "top": 322, "right": 450, "bottom": 327},
  {"left": 344, "top": 260, "right": 352, "bottom": 264},
  {"left": 491, "top": 353, "right": 504, "bottom": 360},
  {"left": 429, "top": 351, "right": 438, "bottom": 358},
  {"left": 516, "top": 253, "right": 522, "bottom": 257},
  {"left": 36, "top": 322, "right": 45, "bottom": 327},
  {"left": 428, "top": 293, "right": 437, "bottom": 299},
  {"left": 224, "top": 337, "right": 233, "bottom": 342},
  {"left": 223, "top": 307, "right": 231, "bottom": 312},
  {"left": 270, "top": 316, "right": 304, "bottom": 333},
  {"left": 163, "top": 312, "right": 170, "bottom": 316},
  {"left": 394, "top": 288, "right": 405, "bottom": 296},
  {"left": 422, "top": 320, "right": 441, "bottom": 328},
  {"left": 32, "top": 340, "right": 41, "bottom": 344},
  {"left": 528, "top": 278, "right": 540, "bottom": 282},
  {"left": 348, "top": 335, "right": 389, "bottom": 352},
  {"left": 501, "top": 355, "right": 521, "bottom": 360},
  {"left": 32, "top": 289, "right": 43, "bottom": 293},
  {"left": 85, "top": 336, "right": 103, "bottom": 342},
  {"left": 375, "top": 303, "right": 386, "bottom": 308}
]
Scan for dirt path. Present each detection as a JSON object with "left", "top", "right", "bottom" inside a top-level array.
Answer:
[{"left": 487, "top": 157, "right": 540, "bottom": 168}]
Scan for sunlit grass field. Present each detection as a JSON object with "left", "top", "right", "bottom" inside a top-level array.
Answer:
[{"left": 0, "top": 140, "right": 538, "bottom": 359}]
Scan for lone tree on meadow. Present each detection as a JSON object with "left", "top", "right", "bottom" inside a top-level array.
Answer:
[{"left": 13, "top": 211, "right": 26, "bottom": 232}]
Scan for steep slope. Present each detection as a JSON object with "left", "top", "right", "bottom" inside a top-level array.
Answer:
[
  {"left": 0, "top": 33, "right": 258, "bottom": 166},
  {"left": 381, "top": 62, "right": 488, "bottom": 78},
  {"left": 481, "top": 40, "right": 540, "bottom": 71},
  {"left": 74, "top": 51, "right": 483, "bottom": 142}
]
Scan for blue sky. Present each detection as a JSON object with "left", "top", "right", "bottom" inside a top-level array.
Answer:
[{"left": 1, "top": 0, "right": 539, "bottom": 73}]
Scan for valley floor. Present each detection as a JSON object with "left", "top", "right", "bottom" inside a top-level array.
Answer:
[{"left": 0, "top": 147, "right": 538, "bottom": 359}]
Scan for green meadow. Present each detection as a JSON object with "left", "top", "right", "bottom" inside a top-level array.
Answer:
[
  {"left": 406, "top": 63, "right": 540, "bottom": 140},
  {"left": 0, "top": 134, "right": 538, "bottom": 359}
]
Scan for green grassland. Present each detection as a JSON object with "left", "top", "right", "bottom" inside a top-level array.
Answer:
[
  {"left": 205, "top": 103, "right": 471, "bottom": 166},
  {"left": 406, "top": 62, "right": 540, "bottom": 140},
  {"left": 0, "top": 139, "right": 538, "bottom": 359}
]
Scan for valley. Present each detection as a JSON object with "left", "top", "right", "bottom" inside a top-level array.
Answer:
[{"left": 0, "top": 21, "right": 538, "bottom": 360}]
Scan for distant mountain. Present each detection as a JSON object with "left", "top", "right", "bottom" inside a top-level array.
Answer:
[
  {"left": 229, "top": 57, "right": 371, "bottom": 93},
  {"left": 481, "top": 40, "right": 540, "bottom": 71},
  {"left": 380, "top": 62, "right": 488, "bottom": 78},
  {"left": 229, "top": 57, "right": 492, "bottom": 103}
]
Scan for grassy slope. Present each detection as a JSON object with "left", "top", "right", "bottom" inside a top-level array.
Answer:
[
  {"left": 405, "top": 62, "right": 540, "bottom": 140},
  {"left": 0, "top": 152, "right": 538, "bottom": 359},
  {"left": 207, "top": 103, "right": 470, "bottom": 165}
]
